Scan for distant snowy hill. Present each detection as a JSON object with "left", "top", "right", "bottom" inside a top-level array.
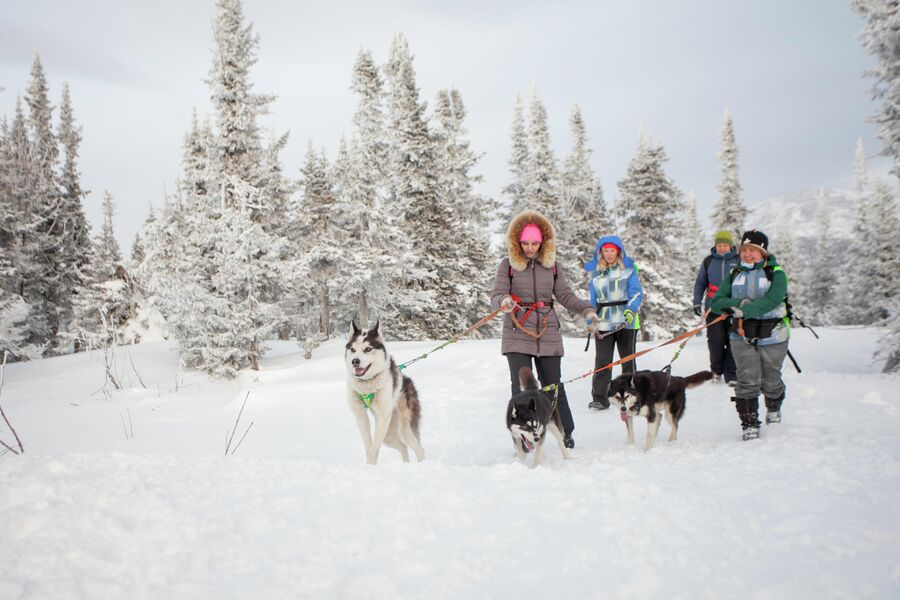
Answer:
[{"left": 747, "top": 187, "right": 857, "bottom": 255}]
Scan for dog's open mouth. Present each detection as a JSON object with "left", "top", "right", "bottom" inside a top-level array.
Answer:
[
  {"left": 520, "top": 435, "right": 534, "bottom": 453},
  {"left": 620, "top": 410, "right": 629, "bottom": 423},
  {"left": 353, "top": 364, "right": 371, "bottom": 377}
]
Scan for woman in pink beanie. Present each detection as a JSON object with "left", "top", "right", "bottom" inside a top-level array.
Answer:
[{"left": 489, "top": 209, "right": 599, "bottom": 450}]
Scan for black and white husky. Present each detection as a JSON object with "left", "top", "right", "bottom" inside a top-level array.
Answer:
[
  {"left": 506, "top": 367, "right": 571, "bottom": 466},
  {"left": 344, "top": 321, "right": 425, "bottom": 465},
  {"left": 607, "top": 369, "right": 713, "bottom": 450}
]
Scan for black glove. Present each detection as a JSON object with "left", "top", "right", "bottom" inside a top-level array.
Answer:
[{"left": 692, "top": 304, "right": 702, "bottom": 317}]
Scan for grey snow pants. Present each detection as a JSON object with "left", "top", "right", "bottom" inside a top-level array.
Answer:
[{"left": 730, "top": 337, "right": 788, "bottom": 401}]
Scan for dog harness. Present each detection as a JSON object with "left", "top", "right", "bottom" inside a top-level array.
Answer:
[{"left": 356, "top": 392, "right": 375, "bottom": 409}]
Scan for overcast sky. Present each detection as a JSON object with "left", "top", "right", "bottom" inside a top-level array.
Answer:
[{"left": 0, "top": 0, "right": 890, "bottom": 251}]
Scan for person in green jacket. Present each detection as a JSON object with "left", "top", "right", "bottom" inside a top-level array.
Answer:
[{"left": 710, "top": 230, "right": 789, "bottom": 441}]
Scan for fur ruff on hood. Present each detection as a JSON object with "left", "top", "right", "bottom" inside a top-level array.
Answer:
[{"left": 506, "top": 210, "right": 557, "bottom": 271}]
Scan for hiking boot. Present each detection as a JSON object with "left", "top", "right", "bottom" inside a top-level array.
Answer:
[
  {"left": 742, "top": 426, "right": 761, "bottom": 441},
  {"left": 564, "top": 435, "right": 575, "bottom": 449},
  {"left": 764, "top": 394, "right": 784, "bottom": 425},
  {"left": 726, "top": 380, "right": 737, "bottom": 388},
  {"left": 588, "top": 400, "right": 609, "bottom": 410},
  {"left": 733, "top": 396, "right": 761, "bottom": 441}
]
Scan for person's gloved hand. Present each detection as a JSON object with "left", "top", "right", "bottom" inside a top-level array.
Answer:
[
  {"left": 583, "top": 309, "right": 599, "bottom": 333},
  {"left": 739, "top": 298, "right": 751, "bottom": 307},
  {"left": 500, "top": 295, "right": 515, "bottom": 313},
  {"left": 692, "top": 304, "right": 702, "bottom": 317},
  {"left": 624, "top": 309, "right": 635, "bottom": 324},
  {"left": 721, "top": 306, "right": 744, "bottom": 318}
]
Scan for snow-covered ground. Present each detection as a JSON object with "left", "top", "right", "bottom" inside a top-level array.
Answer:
[{"left": 1, "top": 327, "right": 898, "bottom": 599}]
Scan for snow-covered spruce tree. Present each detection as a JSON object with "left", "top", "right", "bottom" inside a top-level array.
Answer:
[
  {"left": 207, "top": 0, "right": 273, "bottom": 206},
  {"left": 23, "top": 55, "right": 73, "bottom": 353},
  {"left": 327, "top": 48, "right": 426, "bottom": 334},
  {"left": 95, "top": 191, "right": 122, "bottom": 278},
  {"left": 773, "top": 214, "right": 802, "bottom": 309},
  {"left": 431, "top": 87, "right": 496, "bottom": 333},
  {"left": 852, "top": 0, "right": 900, "bottom": 180},
  {"left": 66, "top": 195, "right": 138, "bottom": 351},
  {"left": 844, "top": 139, "right": 878, "bottom": 324},
  {"left": 618, "top": 133, "right": 693, "bottom": 340},
  {"left": 869, "top": 179, "right": 899, "bottom": 322},
  {"left": 0, "top": 116, "right": 31, "bottom": 358},
  {"left": 382, "top": 34, "right": 440, "bottom": 338},
  {"left": 525, "top": 87, "right": 561, "bottom": 227},
  {"left": 0, "top": 100, "right": 40, "bottom": 359},
  {"left": 557, "top": 104, "right": 606, "bottom": 332},
  {"left": 711, "top": 108, "right": 747, "bottom": 240},
  {"left": 156, "top": 0, "right": 289, "bottom": 376},
  {"left": 868, "top": 179, "right": 900, "bottom": 372},
  {"left": 807, "top": 190, "right": 835, "bottom": 325},
  {"left": 685, "top": 192, "right": 706, "bottom": 265},
  {"left": 289, "top": 142, "right": 342, "bottom": 351},
  {"left": 56, "top": 83, "right": 93, "bottom": 319},
  {"left": 501, "top": 90, "right": 530, "bottom": 229},
  {"left": 560, "top": 104, "right": 612, "bottom": 277}
]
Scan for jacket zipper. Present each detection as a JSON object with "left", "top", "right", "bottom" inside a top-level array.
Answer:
[{"left": 532, "top": 259, "right": 540, "bottom": 354}]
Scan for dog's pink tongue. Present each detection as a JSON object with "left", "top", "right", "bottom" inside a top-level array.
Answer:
[{"left": 620, "top": 411, "right": 628, "bottom": 423}]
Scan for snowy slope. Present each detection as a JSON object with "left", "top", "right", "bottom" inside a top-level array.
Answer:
[{"left": 1, "top": 328, "right": 898, "bottom": 599}]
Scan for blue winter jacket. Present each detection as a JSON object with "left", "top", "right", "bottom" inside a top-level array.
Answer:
[
  {"left": 692, "top": 247, "right": 739, "bottom": 310},
  {"left": 584, "top": 235, "right": 643, "bottom": 331}
]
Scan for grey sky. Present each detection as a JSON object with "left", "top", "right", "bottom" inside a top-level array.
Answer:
[{"left": 0, "top": 0, "right": 890, "bottom": 251}]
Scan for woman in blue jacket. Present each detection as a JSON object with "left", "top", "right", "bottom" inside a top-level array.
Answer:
[
  {"left": 692, "top": 230, "right": 740, "bottom": 385},
  {"left": 585, "top": 235, "right": 643, "bottom": 410}
]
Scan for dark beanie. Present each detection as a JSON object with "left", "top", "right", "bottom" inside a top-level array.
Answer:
[{"left": 739, "top": 230, "right": 769, "bottom": 256}]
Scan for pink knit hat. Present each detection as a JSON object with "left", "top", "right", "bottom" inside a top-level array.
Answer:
[{"left": 519, "top": 223, "right": 543, "bottom": 243}]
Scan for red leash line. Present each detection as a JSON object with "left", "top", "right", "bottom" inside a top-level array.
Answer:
[{"left": 564, "top": 313, "right": 728, "bottom": 385}]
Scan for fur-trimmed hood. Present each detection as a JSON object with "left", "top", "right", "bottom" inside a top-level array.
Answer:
[{"left": 506, "top": 210, "right": 557, "bottom": 271}]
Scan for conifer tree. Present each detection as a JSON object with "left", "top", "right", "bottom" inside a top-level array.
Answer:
[
  {"left": 95, "top": 191, "right": 123, "bottom": 278},
  {"left": 502, "top": 91, "right": 530, "bottom": 227},
  {"left": 291, "top": 142, "right": 342, "bottom": 345},
  {"left": 432, "top": 87, "right": 495, "bottom": 331},
  {"left": 685, "top": 192, "right": 705, "bottom": 265},
  {"left": 711, "top": 109, "right": 747, "bottom": 239},
  {"left": 618, "top": 134, "right": 693, "bottom": 339},
  {"left": 845, "top": 139, "right": 877, "bottom": 324},
  {"left": 852, "top": 0, "right": 900, "bottom": 180},
  {"left": 56, "top": 83, "right": 93, "bottom": 298},
  {"left": 383, "top": 33, "right": 439, "bottom": 338},
  {"left": 807, "top": 190, "right": 834, "bottom": 325},
  {"left": 525, "top": 88, "right": 560, "bottom": 226},
  {"left": 560, "top": 103, "right": 609, "bottom": 276},
  {"left": 869, "top": 178, "right": 900, "bottom": 372},
  {"left": 24, "top": 54, "right": 66, "bottom": 352}
]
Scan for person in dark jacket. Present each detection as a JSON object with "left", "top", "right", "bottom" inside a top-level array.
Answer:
[
  {"left": 584, "top": 235, "right": 643, "bottom": 410},
  {"left": 692, "top": 230, "right": 740, "bottom": 385},
  {"left": 490, "top": 210, "right": 598, "bottom": 449},
  {"left": 710, "top": 230, "right": 790, "bottom": 441}
]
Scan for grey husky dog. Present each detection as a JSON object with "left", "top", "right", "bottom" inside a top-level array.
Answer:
[
  {"left": 506, "top": 367, "right": 571, "bottom": 466},
  {"left": 345, "top": 321, "right": 425, "bottom": 465}
]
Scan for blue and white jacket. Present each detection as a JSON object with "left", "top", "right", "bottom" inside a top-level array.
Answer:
[{"left": 584, "top": 235, "right": 643, "bottom": 331}]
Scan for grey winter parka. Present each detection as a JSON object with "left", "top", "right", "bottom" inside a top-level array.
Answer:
[{"left": 490, "top": 210, "right": 593, "bottom": 357}]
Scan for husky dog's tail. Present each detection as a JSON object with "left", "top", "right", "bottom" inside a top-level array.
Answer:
[{"left": 684, "top": 371, "right": 714, "bottom": 388}]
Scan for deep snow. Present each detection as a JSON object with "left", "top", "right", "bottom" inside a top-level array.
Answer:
[{"left": 1, "top": 327, "right": 898, "bottom": 599}]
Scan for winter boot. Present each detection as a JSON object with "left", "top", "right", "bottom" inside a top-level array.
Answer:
[
  {"left": 588, "top": 398, "right": 609, "bottom": 410},
  {"left": 733, "top": 397, "right": 761, "bottom": 441},
  {"left": 765, "top": 393, "right": 784, "bottom": 425}
]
